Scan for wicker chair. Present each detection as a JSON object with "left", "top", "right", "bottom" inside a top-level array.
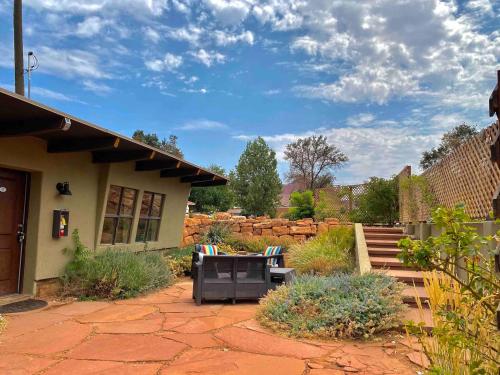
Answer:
[{"left": 192, "top": 254, "right": 272, "bottom": 305}]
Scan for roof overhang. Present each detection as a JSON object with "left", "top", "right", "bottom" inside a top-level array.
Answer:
[{"left": 0, "top": 88, "right": 227, "bottom": 187}]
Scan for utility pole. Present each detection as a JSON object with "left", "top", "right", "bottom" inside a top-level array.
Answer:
[{"left": 14, "top": 0, "right": 24, "bottom": 96}]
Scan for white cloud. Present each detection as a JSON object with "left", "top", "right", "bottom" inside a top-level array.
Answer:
[
  {"left": 182, "top": 87, "right": 209, "bottom": 94},
  {"left": 143, "top": 26, "right": 161, "bottom": 43},
  {"left": 263, "top": 89, "right": 281, "bottom": 96},
  {"left": 26, "top": 0, "right": 169, "bottom": 17},
  {"left": 31, "top": 46, "right": 110, "bottom": 79},
  {"left": 257, "top": 0, "right": 499, "bottom": 108},
  {"left": 346, "top": 113, "right": 375, "bottom": 127},
  {"left": 75, "top": 16, "right": 107, "bottom": 37},
  {"left": 189, "top": 49, "right": 226, "bottom": 67},
  {"left": 203, "top": 0, "right": 252, "bottom": 25},
  {"left": 166, "top": 25, "right": 204, "bottom": 46},
  {"left": 177, "top": 119, "right": 228, "bottom": 130},
  {"left": 82, "top": 80, "right": 112, "bottom": 95},
  {"left": 213, "top": 30, "right": 254, "bottom": 46},
  {"left": 145, "top": 53, "right": 183, "bottom": 72}
]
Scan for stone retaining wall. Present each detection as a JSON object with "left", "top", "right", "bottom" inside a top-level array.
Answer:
[{"left": 182, "top": 213, "right": 341, "bottom": 246}]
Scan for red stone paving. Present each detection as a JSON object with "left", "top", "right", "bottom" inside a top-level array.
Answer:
[{"left": 0, "top": 280, "right": 424, "bottom": 374}]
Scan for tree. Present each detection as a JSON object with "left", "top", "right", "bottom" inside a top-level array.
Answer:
[
  {"left": 420, "top": 123, "right": 478, "bottom": 169},
  {"left": 132, "top": 130, "right": 183, "bottom": 158},
  {"left": 287, "top": 190, "right": 315, "bottom": 220},
  {"left": 284, "top": 135, "right": 348, "bottom": 190},
  {"left": 231, "top": 137, "right": 282, "bottom": 216},
  {"left": 350, "top": 177, "right": 398, "bottom": 225},
  {"left": 189, "top": 165, "right": 234, "bottom": 213}
]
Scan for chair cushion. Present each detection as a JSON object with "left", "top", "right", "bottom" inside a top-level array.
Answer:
[
  {"left": 263, "top": 246, "right": 281, "bottom": 256},
  {"left": 199, "top": 244, "right": 218, "bottom": 255}
]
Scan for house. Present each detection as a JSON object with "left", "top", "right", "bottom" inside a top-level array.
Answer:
[{"left": 0, "top": 88, "right": 227, "bottom": 297}]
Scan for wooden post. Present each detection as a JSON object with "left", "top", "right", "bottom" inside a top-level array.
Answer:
[{"left": 13, "top": 0, "right": 24, "bottom": 95}]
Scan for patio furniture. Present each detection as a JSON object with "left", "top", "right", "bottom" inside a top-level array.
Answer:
[
  {"left": 192, "top": 254, "right": 271, "bottom": 305},
  {"left": 269, "top": 268, "right": 296, "bottom": 290}
]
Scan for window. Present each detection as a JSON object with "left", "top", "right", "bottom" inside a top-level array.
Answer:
[
  {"left": 136, "top": 192, "right": 164, "bottom": 242},
  {"left": 101, "top": 185, "right": 137, "bottom": 244}
]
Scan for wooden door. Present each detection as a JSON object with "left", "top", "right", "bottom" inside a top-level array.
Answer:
[{"left": 0, "top": 168, "right": 28, "bottom": 295}]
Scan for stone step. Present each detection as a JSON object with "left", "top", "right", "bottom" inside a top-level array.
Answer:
[
  {"left": 0, "top": 293, "right": 32, "bottom": 306},
  {"left": 403, "top": 307, "right": 433, "bottom": 329},
  {"left": 375, "top": 269, "right": 424, "bottom": 285},
  {"left": 364, "top": 232, "right": 408, "bottom": 241},
  {"left": 363, "top": 226, "right": 404, "bottom": 234},
  {"left": 369, "top": 256, "right": 406, "bottom": 269},
  {"left": 402, "top": 286, "right": 429, "bottom": 304},
  {"left": 367, "top": 247, "right": 401, "bottom": 256},
  {"left": 366, "top": 239, "right": 400, "bottom": 248}
]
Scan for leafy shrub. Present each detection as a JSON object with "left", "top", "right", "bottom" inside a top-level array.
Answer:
[
  {"left": 399, "top": 205, "right": 499, "bottom": 374},
  {"left": 257, "top": 273, "right": 406, "bottom": 339},
  {"left": 225, "top": 234, "right": 296, "bottom": 253},
  {"left": 349, "top": 176, "right": 398, "bottom": 225},
  {"left": 314, "top": 190, "right": 339, "bottom": 221},
  {"left": 62, "top": 231, "right": 173, "bottom": 299},
  {"left": 201, "top": 222, "right": 232, "bottom": 244},
  {"left": 287, "top": 190, "right": 315, "bottom": 220},
  {"left": 288, "top": 226, "right": 354, "bottom": 275},
  {"left": 164, "top": 246, "right": 194, "bottom": 277}
]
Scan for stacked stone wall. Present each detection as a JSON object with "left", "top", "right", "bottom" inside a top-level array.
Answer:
[{"left": 182, "top": 213, "right": 341, "bottom": 246}]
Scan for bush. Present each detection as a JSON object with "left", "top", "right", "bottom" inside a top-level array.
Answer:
[
  {"left": 257, "top": 273, "right": 405, "bottom": 339},
  {"left": 287, "top": 226, "right": 354, "bottom": 275},
  {"left": 314, "top": 190, "right": 339, "bottom": 221},
  {"left": 164, "top": 246, "right": 194, "bottom": 277},
  {"left": 62, "top": 231, "right": 173, "bottom": 299},
  {"left": 201, "top": 222, "right": 232, "bottom": 245},
  {"left": 287, "top": 190, "right": 315, "bottom": 220},
  {"left": 225, "top": 234, "right": 296, "bottom": 253}
]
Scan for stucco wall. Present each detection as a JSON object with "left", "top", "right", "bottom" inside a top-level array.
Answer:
[{"left": 0, "top": 136, "right": 190, "bottom": 294}]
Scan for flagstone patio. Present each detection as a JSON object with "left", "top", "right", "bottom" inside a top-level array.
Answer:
[{"left": 0, "top": 281, "right": 425, "bottom": 374}]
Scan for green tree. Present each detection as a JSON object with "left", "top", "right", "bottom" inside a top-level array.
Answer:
[
  {"left": 420, "top": 123, "right": 478, "bottom": 169},
  {"left": 189, "top": 165, "right": 234, "bottom": 213},
  {"left": 132, "top": 130, "right": 183, "bottom": 158},
  {"left": 287, "top": 190, "right": 315, "bottom": 220},
  {"left": 231, "top": 137, "right": 282, "bottom": 216},
  {"left": 350, "top": 177, "right": 398, "bottom": 225}
]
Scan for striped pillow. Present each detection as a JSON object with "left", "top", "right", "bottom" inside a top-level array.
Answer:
[
  {"left": 199, "top": 244, "right": 218, "bottom": 255},
  {"left": 263, "top": 246, "right": 281, "bottom": 256}
]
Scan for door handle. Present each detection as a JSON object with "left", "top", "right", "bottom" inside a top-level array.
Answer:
[{"left": 17, "top": 224, "right": 25, "bottom": 243}]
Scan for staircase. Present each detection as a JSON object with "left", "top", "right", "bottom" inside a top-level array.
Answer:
[{"left": 363, "top": 226, "right": 432, "bottom": 327}]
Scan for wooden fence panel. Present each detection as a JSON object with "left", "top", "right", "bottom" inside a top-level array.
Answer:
[{"left": 399, "top": 121, "right": 500, "bottom": 222}]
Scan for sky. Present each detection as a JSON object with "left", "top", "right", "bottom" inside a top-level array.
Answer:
[{"left": 0, "top": 0, "right": 499, "bottom": 184}]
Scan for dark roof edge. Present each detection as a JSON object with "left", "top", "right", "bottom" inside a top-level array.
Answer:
[{"left": 0, "top": 87, "right": 227, "bottom": 182}]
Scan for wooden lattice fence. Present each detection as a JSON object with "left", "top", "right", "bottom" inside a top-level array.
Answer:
[
  {"left": 399, "top": 121, "right": 500, "bottom": 222},
  {"left": 315, "top": 184, "right": 367, "bottom": 222}
]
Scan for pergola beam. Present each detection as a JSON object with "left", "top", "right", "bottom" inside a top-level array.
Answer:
[
  {"left": 135, "top": 159, "right": 180, "bottom": 171},
  {"left": 48, "top": 137, "right": 119, "bottom": 153},
  {"left": 92, "top": 150, "right": 155, "bottom": 163},
  {"left": 160, "top": 167, "right": 200, "bottom": 178},
  {"left": 180, "top": 174, "right": 215, "bottom": 183},
  {"left": 0, "top": 118, "right": 67, "bottom": 137}
]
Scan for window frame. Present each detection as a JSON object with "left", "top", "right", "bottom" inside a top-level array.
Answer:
[
  {"left": 136, "top": 191, "right": 165, "bottom": 243},
  {"left": 101, "top": 185, "right": 138, "bottom": 245}
]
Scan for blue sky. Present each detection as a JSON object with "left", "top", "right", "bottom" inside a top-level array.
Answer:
[{"left": 0, "top": 0, "right": 499, "bottom": 183}]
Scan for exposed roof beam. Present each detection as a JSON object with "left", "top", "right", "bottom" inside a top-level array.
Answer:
[
  {"left": 135, "top": 159, "right": 180, "bottom": 171},
  {"left": 0, "top": 117, "right": 67, "bottom": 137},
  {"left": 191, "top": 179, "right": 227, "bottom": 187},
  {"left": 92, "top": 150, "right": 155, "bottom": 163},
  {"left": 181, "top": 174, "right": 215, "bottom": 183},
  {"left": 160, "top": 167, "right": 200, "bottom": 178},
  {"left": 48, "top": 137, "right": 119, "bottom": 153}
]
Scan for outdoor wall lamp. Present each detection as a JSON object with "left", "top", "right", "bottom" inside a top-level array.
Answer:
[{"left": 56, "top": 182, "right": 72, "bottom": 195}]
